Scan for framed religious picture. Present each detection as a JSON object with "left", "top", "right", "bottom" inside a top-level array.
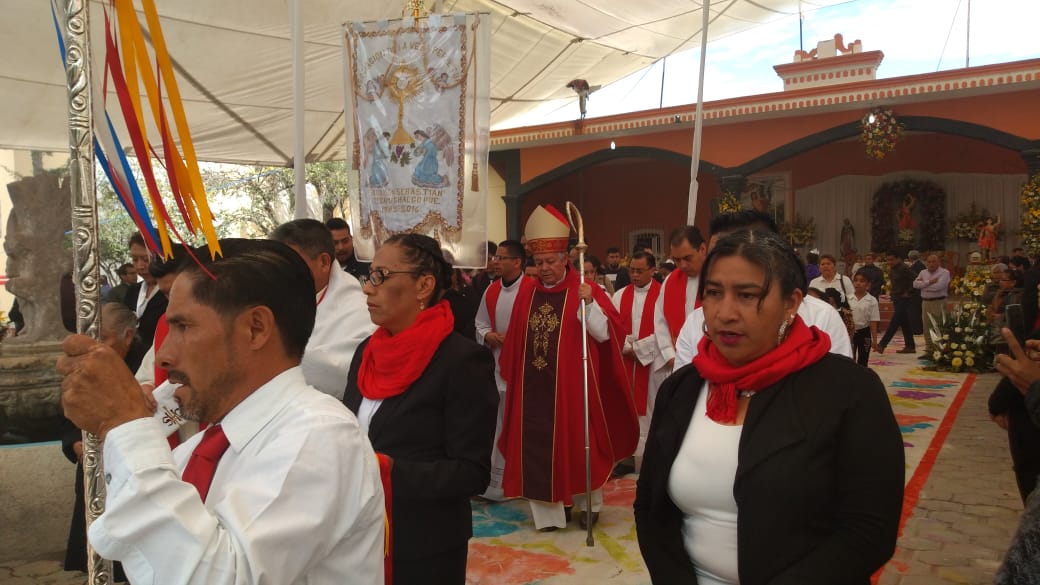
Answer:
[{"left": 743, "top": 173, "right": 791, "bottom": 225}]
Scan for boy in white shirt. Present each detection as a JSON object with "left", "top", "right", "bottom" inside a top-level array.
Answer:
[{"left": 849, "top": 270, "right": 881, "bottom": 367}]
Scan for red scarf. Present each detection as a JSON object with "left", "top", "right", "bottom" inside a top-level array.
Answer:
[
  {"left": 618, "top": 280, "right": 661, "bottom": 415},
  {"left": 692, "top": 317, "right": 830, "bottom": 423},
  {"left": 663, "top": 269, "right": 699, "bottom": 343},
  {"left": 358, "top": 300, "right": 454, "bottom": 400}
]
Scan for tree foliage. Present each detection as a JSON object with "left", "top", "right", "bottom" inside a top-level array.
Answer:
[{"left": 95, "top": 159, "right": 352, "bottom": 277}]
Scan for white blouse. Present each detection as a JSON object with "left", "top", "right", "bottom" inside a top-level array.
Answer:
[{"left": 667, "top": 383, "right": 743, "bottom": 585}]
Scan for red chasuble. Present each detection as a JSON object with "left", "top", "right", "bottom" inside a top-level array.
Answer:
[
  {"left": 498, "top": 268, "right": 639, "bottom": 504},
  {"left": 618, "top": 280, "right": 661, "bottom": 415}
]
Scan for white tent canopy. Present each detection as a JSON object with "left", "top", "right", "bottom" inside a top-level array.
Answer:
[{"left": 2, "top": 0, "right": 843, "bottom": 166}]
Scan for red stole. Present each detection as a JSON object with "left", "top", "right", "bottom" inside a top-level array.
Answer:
[
  {"left": 485, "top": 276, "right": 535, "bottom": 331},
  {"left": 663, "top": 269, "right": 699, "bottom": 344},
  {"left": 485, "top": 279, "right": 503, "bottom": 331},
  {"left": 618, "top": 280, "right": 661, "bottom": 415},
  {"left": 498, "top": 268, "right": 638, "bottom": 504}
]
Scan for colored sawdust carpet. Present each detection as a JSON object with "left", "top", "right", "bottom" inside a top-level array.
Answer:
[{"left": 465, "top": 335, "right": 975, "bottom": 584}]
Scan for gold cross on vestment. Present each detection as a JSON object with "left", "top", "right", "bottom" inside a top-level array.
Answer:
[{"left": 529, "top": 302, "right": 560, "bottom": 371}]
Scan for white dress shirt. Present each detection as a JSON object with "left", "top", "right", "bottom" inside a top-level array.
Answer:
[
  {"left": 809, "top": 274, "right": 855, "bottom": 304},
  {"left": 913, "top": 267, "right": 952, "bottom": 299},
  {"left": 303, "top": 266, "right": 376, "bottom": 399},
  {"left": 848, "top": 292, "right": 881, "bottom": 329},
  {"left": 134, "top": 280, "right": 159, "bottom": 319},
  {"left": 654, "top": 275, "right": 700, "bottom": 363},
  {"left": 672, "top": 295, "right": 853, "bottom": 370},
  {"left": 90, "top": 367, "right": 386, "bottom": 585}
]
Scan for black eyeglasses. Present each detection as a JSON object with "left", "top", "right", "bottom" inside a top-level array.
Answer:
[
  {"left": 492, "top": 255, "right": 519, "bottom": 261},
  {"left": 360, "top": 268, "right": 423, "bottom": 287}
]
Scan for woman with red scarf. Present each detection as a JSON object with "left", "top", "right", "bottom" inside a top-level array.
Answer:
[
  {"left": 634, "top": 229, "right": 904, "bottom": 585},
  {"left": 342, "top": 233, "right": 499, "bottom": 585}
]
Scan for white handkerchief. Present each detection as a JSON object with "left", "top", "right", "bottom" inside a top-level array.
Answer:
[{"left": 152, "top": 380, "right": 186, "bottom": 437}]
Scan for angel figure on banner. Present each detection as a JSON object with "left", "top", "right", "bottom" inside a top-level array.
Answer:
[
  {"left": 363, "top": 129, "right": 391, "bottom": 188},
  {"left": 412, "top": 126, "right": 453, "bottom": 188}
]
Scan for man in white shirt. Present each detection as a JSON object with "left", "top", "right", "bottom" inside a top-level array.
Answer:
[
  {"left": 914, "top": 253, "right": 952, "bottom": 358},
  {"left": 654, "top": 226, "right": 708, "bottom": 371},
  {"left": 673, "top": 211, "right": 853, "bottom": 369},
  {"left": 474, "top": 239, "right": 533, "bottom": 501},
  {"left": 58, "top": 241, "right": 385, "bottom": 585},
  {"left": 611, "top": 251, "right": 665, "bottom": 464},
  {"left": 271, "top": 219, "right": 376, "bottom": 399}
]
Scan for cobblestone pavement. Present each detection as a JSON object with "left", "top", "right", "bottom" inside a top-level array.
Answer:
[
  {"left": 877, "top": 371, "right": 1023, "bottom": 585},
  {"left": 0, "top": 372, "right": 1025, "bottom": 585}
]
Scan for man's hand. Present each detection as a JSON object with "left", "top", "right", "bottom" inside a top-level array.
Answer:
[
  {"left": 56, "top": 335, "right": 153, "bottom": 440},
  {"left": 994, "top": 328, "right": 1040, "bottom": 395},
  {"left": 483, "top": 331, "right": 505, "bottom": 349},
  {"left": 991, "top": 413, "right": 1009, "bottom": 430},
  {"left": 578, "top": 283, "right": 594, "bottom": 305}
]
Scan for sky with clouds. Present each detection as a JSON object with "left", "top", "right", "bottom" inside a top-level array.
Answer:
[{"left": 497, "top": 0, "right": 1040, "bottom": 129}]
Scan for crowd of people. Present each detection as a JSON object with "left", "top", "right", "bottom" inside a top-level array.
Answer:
[{"left": 52, "top": 206, "right": 1040, "bottom": 584}]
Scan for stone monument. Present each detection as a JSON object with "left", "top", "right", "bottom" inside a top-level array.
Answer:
[{"left": 1, "top": 172, "right": 73, "bottom": 438}]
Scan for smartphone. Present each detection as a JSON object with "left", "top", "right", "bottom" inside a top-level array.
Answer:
[{"left": 1006, "top": 303, "right": 1027, "bottom": 346}]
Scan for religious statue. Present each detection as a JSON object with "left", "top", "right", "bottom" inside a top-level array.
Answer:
[
  {"left": 840, "top": 218, "right": 857, "bottom": 259},
  {"left": 4, "top": 173, "right": 73, "bottom": 344},
  {"left": 978, "top": 216, "right": 1000, "bottom": 261}
]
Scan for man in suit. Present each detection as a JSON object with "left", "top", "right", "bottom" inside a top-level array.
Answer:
[
  {"left": 104, "top": 262, "right": 137, "bottom": 304},
  {"left": 122, "top": 232, "right": 168, "bottom": 349}
]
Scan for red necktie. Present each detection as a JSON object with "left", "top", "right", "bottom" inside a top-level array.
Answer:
[{"left": 181, "top": 425, "right": 230, "bottom": 503}]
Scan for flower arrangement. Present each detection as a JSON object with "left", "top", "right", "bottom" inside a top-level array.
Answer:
[
  {"left": 952, "top": 266, "right": 990, "bottom": 300},
  {"left": 779, "top": 214, "right": 816, "bottom": 246},
  {"left": 949, "top": 202, "right": 998, "bottom": 241},
  {"left": 1021, "top": 173, "right": 1040, "bottom": 256},
  {"left": 718, "top": 191, "right": 742, "bottom": 215},
  {"left": 860, "top": 108, "right": 905, "bottom": 160},
  {"left": 926, "top": 301, "right": 993, "bottom": 373}
]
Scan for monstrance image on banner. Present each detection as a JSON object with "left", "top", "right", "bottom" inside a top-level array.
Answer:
[{"left": 345, "top": 13, "right": 490, "bottom": 267}]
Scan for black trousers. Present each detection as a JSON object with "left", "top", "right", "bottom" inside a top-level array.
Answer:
[
  {"left": 852, "top": 327, "right": 873, "bottom": 367},
  {"left": 880, "top": 297, "right": 916, "bottom": 350},
  {"left": 394, "top": 543, "right": 469, "bottom": 585}
]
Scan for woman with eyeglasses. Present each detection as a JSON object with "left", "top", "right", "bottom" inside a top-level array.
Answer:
[
  {"left": 342, "top": 233, "right": 499, "bottom": 585},
  {"left": 634, "top": 229, "right": 903, "bottom": 585}
]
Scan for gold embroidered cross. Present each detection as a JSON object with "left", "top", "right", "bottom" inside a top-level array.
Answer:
[{"left": 529, "top": 302, "right": 560, "bottom": 371}]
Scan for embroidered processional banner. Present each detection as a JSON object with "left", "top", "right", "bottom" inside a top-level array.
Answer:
[{"left": 344, "top": 13, "right": 490, "bottom": 268}]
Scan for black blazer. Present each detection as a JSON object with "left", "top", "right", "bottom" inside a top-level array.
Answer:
[
  {"left": 343, "top": 333, "right": 498, "bottom": 561},
  {"left": 121, "top": 282, "right": 168, "bottom": 349},
  {"left": 634, "top": 354, "right": 904, "bottom": 585}
]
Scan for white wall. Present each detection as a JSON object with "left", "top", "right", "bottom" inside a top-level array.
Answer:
[{"left": 486, "top": 165, "right": 507, "bottom": 244}]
